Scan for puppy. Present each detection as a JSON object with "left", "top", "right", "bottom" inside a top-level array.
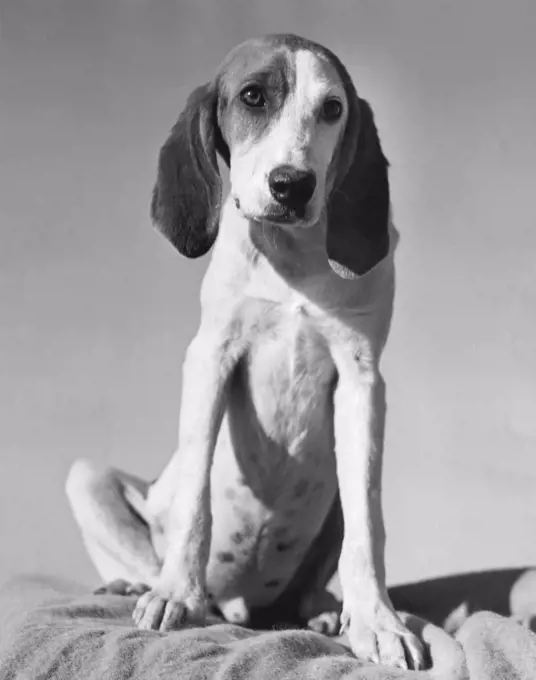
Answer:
[{"left": 66, "top": 34, "right": 424, "bottom": 669}]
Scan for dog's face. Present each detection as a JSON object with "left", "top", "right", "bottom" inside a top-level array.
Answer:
[
  {"left": 217, "top": 42, "right": 349, "bottom": 226},
  {"left": 151, "top": 34, "right": 390, "bottom": 278}
]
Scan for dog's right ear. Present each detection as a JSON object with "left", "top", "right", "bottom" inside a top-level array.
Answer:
[{"left": 151, "top": 82, "right": 229, "bottom": 258}]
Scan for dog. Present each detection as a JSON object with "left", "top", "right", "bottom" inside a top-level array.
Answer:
[{"left": 65, "top": 34, "right": 424, "bottom": 669}]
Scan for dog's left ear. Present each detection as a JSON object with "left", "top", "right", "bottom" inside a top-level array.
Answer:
[{"left": 327, "top": 84, "right": 390, "bottom": 278}]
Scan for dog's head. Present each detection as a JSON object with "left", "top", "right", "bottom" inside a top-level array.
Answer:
[{"left": 151, "top": 34, "right": 390, "bottom": 277}]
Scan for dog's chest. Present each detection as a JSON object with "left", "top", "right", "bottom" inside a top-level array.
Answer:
[
  {"left": 250, "top": 300, "right": 333, "bottom": 414},
  {"left": 206, "top": 300, "right": 339, "bottom": 606},
  {"left": 233, "top": 298, "right": 335, "bottom": 466}
]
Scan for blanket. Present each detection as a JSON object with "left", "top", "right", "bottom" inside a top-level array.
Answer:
[{"left": 2, "top": 570, "right": 536, "bottom": 679}]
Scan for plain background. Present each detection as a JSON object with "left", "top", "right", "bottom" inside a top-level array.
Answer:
[{"left": 0, "top": 0, "right": 535, "bottom": 591}]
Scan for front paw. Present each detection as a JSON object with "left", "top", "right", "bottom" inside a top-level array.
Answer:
[
  {"left": 133, "top": 585, "right": 207, "bottom": 631},
  {"left": 341, "top": 603, "right": 425, "bottom": 669}
]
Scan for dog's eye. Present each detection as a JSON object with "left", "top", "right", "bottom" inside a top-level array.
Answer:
[
  {"left": 321, "top": 98, "right": 343, "bottom": 122},
  {"left": 240, "top": 85, "right": 266, "bottom": 108}
]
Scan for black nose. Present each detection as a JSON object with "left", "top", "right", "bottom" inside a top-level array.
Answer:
[{"left": 268, "top": 165, "right": 317, "bottom": 209}]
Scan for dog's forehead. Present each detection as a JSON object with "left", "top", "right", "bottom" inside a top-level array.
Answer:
[
  {"left": 217, "top": 44, "right": 293, "bottom": 94},
  {"left": 216, "top": 34, "right": 346, "bottom": 98}
]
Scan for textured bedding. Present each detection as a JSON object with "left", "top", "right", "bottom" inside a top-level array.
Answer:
[{"left": 2, "top": 570, "right": 536, "bottom": 679}]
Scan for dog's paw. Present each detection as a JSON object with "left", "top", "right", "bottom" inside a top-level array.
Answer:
[
  {"left": 341, "top": 604, "right": 425, "bottom": 669},
  {"left": 133, "top": 586, "right": 207, "bottom": 631},
  {"left": 94, "top": 579, "right": 151, "bottom": 597},
  {"left": 300, "top": 589, "right": 342, "bottom": 636},
  {"left": 307, "top": 610, "right": 341, "bottom": 636}
]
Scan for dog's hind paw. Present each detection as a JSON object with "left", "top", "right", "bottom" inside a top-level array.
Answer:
[
  {"left": 307, "top": 610, "right": 341, "bottom": 636},
  {"left": 94, "top": 579, "right": 150, "bottom": 597},
  {"left": 300, "top": 588, "right": 342, "bottom": 636}
]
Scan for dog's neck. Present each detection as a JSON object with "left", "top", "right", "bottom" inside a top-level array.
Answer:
[
  {"left": 221, "top": 197, "right": 329, "bottom": 279},
  {"left": 220, "top": 196, "right": 394, "bottom": 291},
  {"left": 252, "top": 220, "right": 329, "bottom": 278}
]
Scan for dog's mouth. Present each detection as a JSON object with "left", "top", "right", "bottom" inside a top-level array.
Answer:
[
  {"left": 234, "top": 195, "right": 318, "bottom": 227},
  {"left": 263, "top": 209, "right": 301, "bottom": 225},
  {"left": 259, "top": 201, "right": 317, "bottom": 227}
]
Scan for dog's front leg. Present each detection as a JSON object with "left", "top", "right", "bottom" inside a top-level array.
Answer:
[
  {"left": 331, "top": 349, "right": 424, "bottom": 669},
  {"left": 134, "top": 328, "right": 236, "bottom": 632}
]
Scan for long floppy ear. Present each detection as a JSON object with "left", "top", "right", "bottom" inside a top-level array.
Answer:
[
  {"left": 150, "top": 83, "right": 229, "bottom": 258},
  {"left": 327, "top": 87, "right": 390, "bottom": 278}
]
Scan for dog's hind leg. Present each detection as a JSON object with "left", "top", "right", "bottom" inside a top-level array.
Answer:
[{"left": 65, "top": 458, "right": 162, "bottom": 587}]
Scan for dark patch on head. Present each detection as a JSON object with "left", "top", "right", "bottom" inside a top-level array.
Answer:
[
  {"left": 232, "top": 531, "right": 245, "bottom": 545},
  {"left": 265, "top": 578, "right": 282, "bottom": 588},
  {"left": 284, "top": 508, "right": 297, "bottom": 519},
  {"left": 217, "top": 47, "right": 295, "bottom": 150},
  {"left": 294, "top": 479, "right": 309, "bottom": 498},
  {"left": 217, "top": 551, "right": 236, "bottom": 563}
]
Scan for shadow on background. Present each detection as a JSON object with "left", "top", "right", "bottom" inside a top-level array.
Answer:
[
  {"left": 245, "top": 567, "right": 536, "bottom": 634},
  {"left": 391, "top": 567, "right": 536, "bottom": 632}
]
